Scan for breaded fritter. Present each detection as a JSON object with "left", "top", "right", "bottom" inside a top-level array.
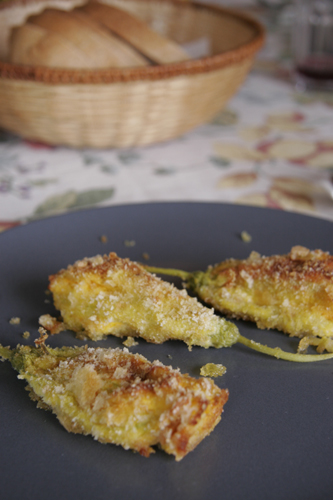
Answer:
[
  {"left": 45, "top": 253, "right": 333, "bottom": 361},
  {"left": 0, "top": 341, "right": 227, "bottom": 460},
  {"left": 45, "top": 253, "right": 239, "bottom": 349},
  {"left": 191, "top": 246, "right": 333, "bottom": 340},
  {"left": 147, "top": 246, "right": 333, "bottom": 354}
]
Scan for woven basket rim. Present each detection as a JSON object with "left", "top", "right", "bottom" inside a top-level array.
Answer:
[{"left": 0, "top": 0, "right": 265, "bottom": 84}]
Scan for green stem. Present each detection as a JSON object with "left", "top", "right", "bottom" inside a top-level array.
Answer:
[
  {"left": 238, "top": 334, "right": 333, "bottom": 362},
  {"left": 144, "top": 266, "right": 190, "bottom": 281}
]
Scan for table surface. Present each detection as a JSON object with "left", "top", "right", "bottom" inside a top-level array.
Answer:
[{"left": 1, "top": 1, "right": 333, "bottom": 231}]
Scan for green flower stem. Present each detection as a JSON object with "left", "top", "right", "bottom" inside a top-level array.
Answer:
[
  {"left": 145, "top": 266, "right": 190, "bottom": 281},
  {"left": 237, "top": 334, "right": 333, "bottom": 362}
]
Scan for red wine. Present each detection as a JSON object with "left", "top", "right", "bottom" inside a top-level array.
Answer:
[
  {"left": 297, "top": 65, "right": 333, "bottom": 80},
  {"left": 296, "top": 56, "right": 333, "bottom": 81}
]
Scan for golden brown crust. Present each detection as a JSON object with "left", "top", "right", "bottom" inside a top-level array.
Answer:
[
  {"left": 4, "top": 344, "right": 227, "bottom": 460},
  {"left": 47, "top": 253, "right": 238, "bottom": 348},
  {"left": 50, "top": 252, "right": 148, "bottom": 282},
  {"left": 195, "top": 246, "right": 333, "bottom": 342},
  {"left": 212, "top": 246, "right": 333, "bottom": 285}
]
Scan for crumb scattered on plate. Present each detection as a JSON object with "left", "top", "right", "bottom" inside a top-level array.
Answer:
[
  {"left": 122, "top": 337, "right": 138, "bottom": 347},
  {"left": 200, "top": 363, "right": 227, "bottom": 378},
  {"left": 22, "top": 331, "right": 30, "bottom": 339},
  {"left": 100, "top": 235, "right": 108, "bottom": 243},
  {"left": 9, "top": 317, "right": 21, "bottom": 325},
  {"left": 142, "top": 252, "right": 150, "bottom": 260},
  {"left": 124, "top": 240, "right": 136, "bottom": 247},
  {"left": 240, "top": 230, "right": 252, "bottom": 242}
]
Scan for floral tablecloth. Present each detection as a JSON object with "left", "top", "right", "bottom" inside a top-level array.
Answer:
[{"left": 1, "top": 1, "right": 333, "bottom": 232}]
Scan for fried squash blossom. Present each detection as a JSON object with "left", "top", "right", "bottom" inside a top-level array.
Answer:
[
  {"left": 147, "top": 246, "right": 333, "bottom": 355},
  {"left": 44, "top": 253, "right": 239, "bottom": 349},
  {"left": 43, "top": 252, "right": 333, "bottom": 362},
  {"left": 0, "top": 343, "right": 227, "bottom": 460}
]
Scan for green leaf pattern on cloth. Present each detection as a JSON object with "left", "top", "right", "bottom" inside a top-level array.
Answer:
[{"left": 32, "top": 188, "right": 115, "bottom": 218}]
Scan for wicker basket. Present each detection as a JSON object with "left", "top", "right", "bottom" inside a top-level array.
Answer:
[{"left": 0, "top": 0, "right": 264, "bottom": 148}]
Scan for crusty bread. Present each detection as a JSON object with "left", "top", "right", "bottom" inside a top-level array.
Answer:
[
  {"left": 9, "top": 22, "right": 90, "bottom": 68},
  {"left": 80, "top": 1, "right": 189, "bottom": 64},
  {"left": 27, "top": 8, "right": 148, "bottom": 68},
  {"left": 8, "top": 2, "right": 189, "bottom": 69}
]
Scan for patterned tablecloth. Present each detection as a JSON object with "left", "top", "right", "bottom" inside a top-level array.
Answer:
[{"left": 1, "top": 1, "right": 333, "bottom": 232}]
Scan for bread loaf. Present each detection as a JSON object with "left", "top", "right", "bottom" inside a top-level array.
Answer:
[
  {"left": 10, "top": 22, "right": 90, "bottom": 68},
  {"left": 10, "top": 7, "right": 149, "bottom": 68},
  {"left": 79, "top": 2, "right": 189, "bottom": 64},
  {"left": 8, "top": 1, "right": 189, "bottom": 69}
]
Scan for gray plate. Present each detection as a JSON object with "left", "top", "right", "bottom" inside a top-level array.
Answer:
[{"left": 0, "top": 202, "right": 332, "bottom": 500}]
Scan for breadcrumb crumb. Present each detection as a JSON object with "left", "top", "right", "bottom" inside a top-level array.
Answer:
[
  {"left": 100, "top": 235, "right": 108, "bottom": 244},
  {"left": 22, "top": 331, "right": 30, "bottom": 339},
  {"left": 9, "top": 317, "right": 21, "bottom": 325},
  {"left": 240, "top": 231, "right": 252, "bottom": 243},
  {"left": 200, "top": 363, "right": 227, "bottom": 378},
  {"left": 124, "top": 240, "right": 136, "bottom": 247},
  {"left": 122, "top": 337, "right": 138, "bottom": 347}
]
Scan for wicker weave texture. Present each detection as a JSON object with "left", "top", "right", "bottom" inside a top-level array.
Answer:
[{"left": 0, "top": 0, "right": 264, "bottom": 148}]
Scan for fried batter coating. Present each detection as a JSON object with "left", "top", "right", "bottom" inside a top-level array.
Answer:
[
  {"left": 147, "top": 246, "right": 333, "bottom": 354},
  {"left": 45, "top": 253, "right": 239, "bottom": 349},
  {"left": 46, "top": 252, "right": 333, "bottom": 361},
  {"left": 191, "top": 246, "right": 333, "bottom": 339},
  {"left": 0, "top": 342, "right": 227, "bottom": 460}
]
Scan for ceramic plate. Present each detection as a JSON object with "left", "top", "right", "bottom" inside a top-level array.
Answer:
[{"left": 1, "top": 203, "right": 332, "bottom": 500}]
